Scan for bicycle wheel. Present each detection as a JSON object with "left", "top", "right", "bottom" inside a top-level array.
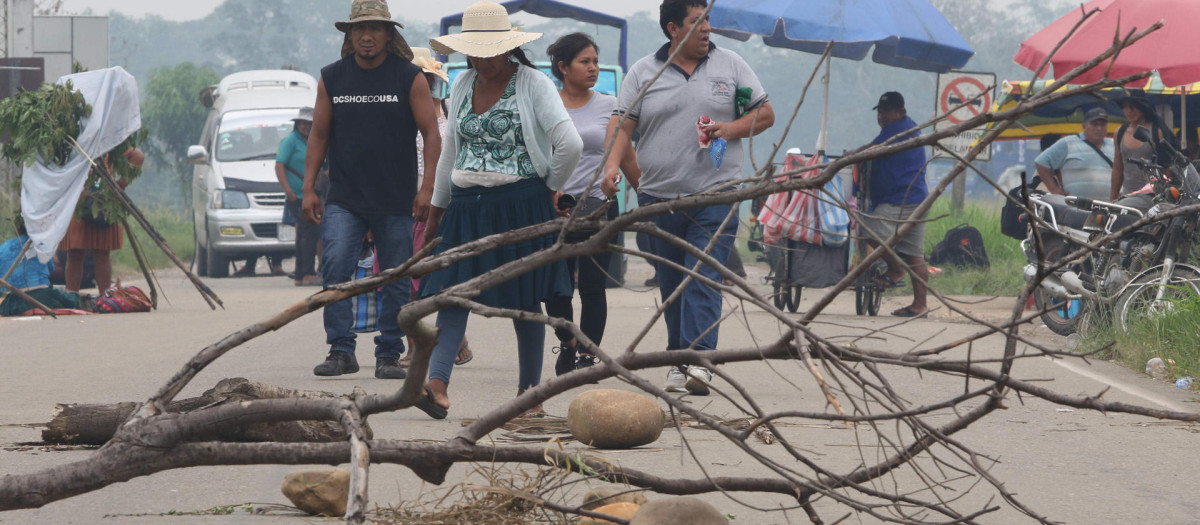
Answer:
[
  {"left": 786, "top": 285, "right": 802, "bottom": 312},
  {"left": 864, "top": 262, "right": 886, "bottom": 317},
  {"left": 1115, "top": 266, "right": 1200, "bottom": 332},
  {"left": 773, "top": 281, "right": 789, "bottom": 311}
]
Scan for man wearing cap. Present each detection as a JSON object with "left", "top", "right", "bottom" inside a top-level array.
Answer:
[
  {"left": 853, "top": 91, "right": 929, "bottom": 318},
  {"left": 302, "top": 0, "right": 442, "bottom": 379},
  {"left": 276, "top": 106, "right": 321, "bottom": 286},
  {"left": 1034, "top": 107, "right": 1114, "bottom": 200},
  {"left": 602, "top": 0, "right": 775, "bottom": 395}
]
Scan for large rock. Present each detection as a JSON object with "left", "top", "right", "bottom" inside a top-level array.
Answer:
[
  {"left": 630, "top": 497, "right": 727, "bottom": 525},
  {"left": 580, "top": 502, "right": 641, "bottom": 524},
  {"left": 568, "top": 389, "right": 664, "bottom": 449},
  {"left": 582, "top": 486, "right": 649, "bottom": 510},
  {"left": 281, "top": 468, "right": 350, "bottom": 517}
]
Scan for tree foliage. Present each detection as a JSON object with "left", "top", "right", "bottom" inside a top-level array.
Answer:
[{"left": 140, "top": 62, "right": 219, "bottom": 179}]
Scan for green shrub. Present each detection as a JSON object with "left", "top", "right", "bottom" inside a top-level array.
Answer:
[{"left": 1083, "top": 296, "right": 1200, "bottom": 384}]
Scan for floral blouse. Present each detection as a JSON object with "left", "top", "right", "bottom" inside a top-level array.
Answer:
[{"left": 455, "top": 73, "right": 538, "bottom": 178}]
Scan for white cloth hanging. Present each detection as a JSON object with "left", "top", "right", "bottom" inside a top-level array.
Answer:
[{"left": 20, "top": 67, "right": 141, "bottom": 263}]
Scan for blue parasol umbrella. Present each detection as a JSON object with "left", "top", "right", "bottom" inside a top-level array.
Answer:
[{"left": 709, "top": 0, "right": 974, "bottom": 152}]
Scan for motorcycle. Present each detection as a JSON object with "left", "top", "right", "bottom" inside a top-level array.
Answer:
[
  {"left": 1109, "top": 127, "right": 1200, "bottom": 331},
  {"left": 1021, "top": 189, "right": 1145, "bottom": 335}
]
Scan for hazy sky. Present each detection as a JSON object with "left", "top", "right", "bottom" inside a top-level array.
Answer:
[{"left": 58, "top": 0, "right": 655, "bottom": 22}]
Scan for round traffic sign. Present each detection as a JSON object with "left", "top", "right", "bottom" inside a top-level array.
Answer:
[{"left": 940, "top": 77, "right": 990, "bottom": 125}]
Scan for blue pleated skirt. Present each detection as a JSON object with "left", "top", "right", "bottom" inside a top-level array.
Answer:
[{"left": 418, "top": 177, "right": 571, "bottom": 310}]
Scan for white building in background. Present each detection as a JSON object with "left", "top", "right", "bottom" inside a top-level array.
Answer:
[{"left": 2, "top": 0, "right": 108, "bottom": 79}]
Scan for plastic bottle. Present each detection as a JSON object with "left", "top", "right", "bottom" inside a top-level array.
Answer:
[
  {"left": 1146, "top": 357, "right": 1170, "bottom": 380},
  {"left": 1064, "top": 333, "right": 1082, "bottom": 351},
  {"left": 1176, "top": 377, "right": 1194, "bottom": 389}
]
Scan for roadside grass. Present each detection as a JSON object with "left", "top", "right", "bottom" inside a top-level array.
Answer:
[
  {"left": 112, "top": 207, "right": 194, "bottom": 278},
  {"left": 918, "top": 199, "right": 1025, "bottom": 297},
  {"left": 1081, "top": 296, "right": 1200, "bottom": 386}
]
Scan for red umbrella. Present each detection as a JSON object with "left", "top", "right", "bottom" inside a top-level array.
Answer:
[{"left": 1014, "top": 0, "right": 1200, "bottom": 88}]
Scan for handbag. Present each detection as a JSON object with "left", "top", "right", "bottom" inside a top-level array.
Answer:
[
  {"left": 350, "top": 242, "right": 382, "bottom": 333},
  {"left": 281, "top": 200, "right": 298, "bottom": 226},
  {"left": 1000, "top": 173, "right": 1041, "bottom": 240},
  {"left": 94, "top": 285, "right": 152, "bottom": 313}
]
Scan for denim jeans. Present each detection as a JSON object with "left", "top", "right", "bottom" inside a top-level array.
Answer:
[
  {"left": 287, "top": 199, "right": 321, "bottom": 278},
  {"left": 637, "top": 194, "right": 738, "bottom": 351},
  {"left": 321, "top": 203, "right": 413, "bottom": 359},
  {"left": 429, "top": 306, "right": 545, "bottom": 390}
]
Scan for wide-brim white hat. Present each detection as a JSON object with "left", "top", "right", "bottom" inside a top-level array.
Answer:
[
  {"left": 429, "top": 1, "right": 542, "bottom": 58},
  {"left": 410, "top": 47, "right": 449, "bottom": 83}
]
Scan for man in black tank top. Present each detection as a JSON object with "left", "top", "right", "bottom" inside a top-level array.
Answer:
[{"left": 301, "top": 0, "right": 442, "bottom": 379}]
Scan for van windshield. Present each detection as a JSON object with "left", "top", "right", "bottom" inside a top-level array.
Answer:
[{"left": 216, "top": 109, "right": 296, "bottom": 162}]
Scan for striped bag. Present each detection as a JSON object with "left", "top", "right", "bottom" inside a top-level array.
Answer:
[
  {"left": 817, "top": 172, "right": 849, "bottom": 247},
  {"left": 350, "top": 243, "right": 382, "bottom": 333}
]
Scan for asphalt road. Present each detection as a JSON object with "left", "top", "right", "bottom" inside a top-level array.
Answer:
[{"left": 2, "top": 256, "right": 1198, "bottom": 524}]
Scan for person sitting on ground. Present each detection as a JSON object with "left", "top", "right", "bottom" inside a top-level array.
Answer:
[
  {"left": 1034, "top": 108, "right": 1113, "bottom": 200},
  {"left": 0, "top": 223, "right": 91, "bottom": 316}
]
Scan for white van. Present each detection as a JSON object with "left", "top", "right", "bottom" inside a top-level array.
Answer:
[{"left": 187, "top": 70, "right": 316, "bottom": 277}]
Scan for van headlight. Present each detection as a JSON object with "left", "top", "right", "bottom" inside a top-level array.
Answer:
[{"left": 213, "top": 190, "right": 251, "bottom": 209}]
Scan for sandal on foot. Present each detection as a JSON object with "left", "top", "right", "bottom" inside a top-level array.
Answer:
[
  {"left": 891, "top": 306, "right": 927, "bottom": 318},
  {"left": 454, "top": 342, "right": 474, "bottom": 366},
  {"left": 873, "top": 274, "right": 905, "bottom": 289},
  {"left": 415, "top": 387, "right": 448, "bottom": 420}
]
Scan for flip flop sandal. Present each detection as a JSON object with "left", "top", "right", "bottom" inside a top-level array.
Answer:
[
  {"left": 454, "top": 343, "right": 474, "bottom": 366},
  {"left": 873, "top": 275, "right": 905, "bottom": 289},
  {"left": 891, "top": 306, "right": 927, "bottom": 318},
  {"left": 414, "top": 387, "right": 448, "bottom": 420}
]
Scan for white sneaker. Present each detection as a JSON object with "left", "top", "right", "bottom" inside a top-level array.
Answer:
[
  {"left": 685, "top": 366, "right": 713, "bottom": 396},
  {"left": 665, "top": 366, "right": 688, "bottom": 392}
]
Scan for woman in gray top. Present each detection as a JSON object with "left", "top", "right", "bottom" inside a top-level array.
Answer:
[
  {"left": 543, "top": 32, "right": 641, "bottom": 376},
  {"left": 1111, "top": 91, "right": 1175, "bottom": 203}
]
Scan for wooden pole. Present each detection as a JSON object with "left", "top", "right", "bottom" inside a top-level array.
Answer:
[
  {"left": 68, "top": 137, "right": 222, "bottom": 309},
  {"left": 123, "top": 219, "right": 159, "bottom": 309},
  {"left": 94, "top": 163, "right": 221, "bottom": 310}
]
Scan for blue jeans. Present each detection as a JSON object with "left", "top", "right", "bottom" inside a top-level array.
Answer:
[
  {"left": 321, "top": 203, "right": 413, "bottom": 359},
  {"left": 429, "top": 306, "right": 545, "bottom": 390},
  {"left": 637, "top": 194, "right": 738, "bottom": 351}
]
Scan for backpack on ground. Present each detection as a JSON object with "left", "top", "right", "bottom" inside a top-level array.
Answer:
[{"left": 930, "top": 224, "right": 989, "bottom": 269}]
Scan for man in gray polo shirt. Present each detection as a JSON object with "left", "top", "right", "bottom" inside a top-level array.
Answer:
[{"left": 604, "top": 0, "right": 775, "bottom": 395}]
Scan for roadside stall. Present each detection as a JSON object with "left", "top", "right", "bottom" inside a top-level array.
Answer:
[{"left": 710, "top": 0, "right": 974, "bottom": 315}]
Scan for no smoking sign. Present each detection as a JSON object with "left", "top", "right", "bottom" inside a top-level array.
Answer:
[{"left": 933, "top": 71, "right": 996, "bottom": 160}]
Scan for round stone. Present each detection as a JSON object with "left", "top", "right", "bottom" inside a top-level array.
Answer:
[
  {"left": 580, "top": 502, "right": 641, "bottom": 524},
  {"left": 630, "top": 496, "right": 728, "bottom": 525},
  {"left": 567, "top": 389, "right": 665, "bottom": 449}
]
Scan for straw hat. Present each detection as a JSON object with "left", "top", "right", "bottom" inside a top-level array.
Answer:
[
  {"left": 335, "top": 0, "right": 404, "bottom": 32},
  {"left": 411, "top": 47, "right": 449, "bottom": 83},
  {"left": 430, "top": 1, "right": 543, "bottom": 58},
  {"left": 336, "top": 0, "right": 413, "bottom": 60}
]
